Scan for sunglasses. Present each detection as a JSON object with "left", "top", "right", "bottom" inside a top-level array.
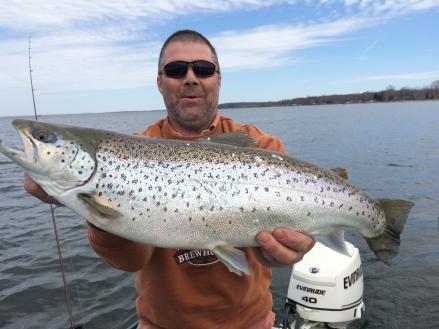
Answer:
[{"left": 160, "top": 60, "right": 218, "bottom": 78}]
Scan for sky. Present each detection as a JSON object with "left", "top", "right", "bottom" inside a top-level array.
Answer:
[{"left": 1, "top": 0, "right": 438, "bottom": 117}]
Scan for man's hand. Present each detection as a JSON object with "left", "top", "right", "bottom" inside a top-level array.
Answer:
[
  {"left": 24, "top": 175, "right": 60, "bottom": 205},
  {"left": 254, "top": 228, "right": 315, "bottom": 267}
]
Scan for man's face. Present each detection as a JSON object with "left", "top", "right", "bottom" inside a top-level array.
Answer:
[{"left": 157, "top": 41, "right": 221, "bottom": 133}]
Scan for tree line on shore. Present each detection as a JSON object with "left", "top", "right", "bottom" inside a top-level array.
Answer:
[{"left": 218, "top": 80, "right": 439, "bottom": 109}]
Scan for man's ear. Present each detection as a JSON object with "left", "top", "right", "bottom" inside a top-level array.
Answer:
[{"left": 157, "top": 75, "right": 163, "bottom": 94}]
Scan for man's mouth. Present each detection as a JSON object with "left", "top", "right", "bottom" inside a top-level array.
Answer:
[{"left": 181, "top": 95, "right": 202, "bottom": 99}]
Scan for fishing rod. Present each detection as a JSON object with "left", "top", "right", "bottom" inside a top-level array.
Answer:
[{"left": 28, "top": 37, "right": 82, "bottom": 329}]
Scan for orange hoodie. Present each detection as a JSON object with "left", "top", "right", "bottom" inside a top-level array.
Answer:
[{"left": 88, "top": 114, "right": 286, "bottom": 329}]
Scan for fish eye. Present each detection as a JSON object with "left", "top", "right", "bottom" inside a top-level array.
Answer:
[{"left": 31, "top": 129, "right": 57, "bottom": 143}]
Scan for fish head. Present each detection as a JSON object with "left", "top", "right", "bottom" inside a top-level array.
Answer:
[{"left": 0, "top": 119, "right": 98, "bottom": 195}]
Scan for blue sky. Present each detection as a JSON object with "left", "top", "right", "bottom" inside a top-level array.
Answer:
[{"left": 1, "top": 0, "right": 438, "bottom": 117}]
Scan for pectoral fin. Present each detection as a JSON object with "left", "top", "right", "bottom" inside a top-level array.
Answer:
[
  {"left": 78, "top": 193, "right": 121, "bottom": 226},
  {"left": 212, "top": 245, "right": 250, "bottom": 276}
]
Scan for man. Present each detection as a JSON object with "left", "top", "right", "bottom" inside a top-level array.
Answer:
[{"left": 24, "top": 30, "right": 315, "bottom": 329}]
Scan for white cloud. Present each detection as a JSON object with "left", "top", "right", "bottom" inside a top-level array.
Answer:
[
  {"left": 0, "top": 0, "right": 283, "bottom": 31},
  {"left": 0, "top": 0, "right": 438, "bottom": 96},
  {"left": 341, "top": 70, "right": 439, "bottom": 83},
  {"left": 214, "top": 16, "right": 371, "bottom": 70}
]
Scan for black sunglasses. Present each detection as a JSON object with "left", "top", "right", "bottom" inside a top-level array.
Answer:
[{"left": 160, "top": 60, "right": 218, "bottom": 78}]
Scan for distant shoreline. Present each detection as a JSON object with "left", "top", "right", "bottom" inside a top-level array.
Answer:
[{"left": 219, "top": 85, "right": 439, "bottom": 109}]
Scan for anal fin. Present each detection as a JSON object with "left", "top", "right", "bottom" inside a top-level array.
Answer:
[{"left": 314, "top": 228, "right": 350, "bottom": 257}]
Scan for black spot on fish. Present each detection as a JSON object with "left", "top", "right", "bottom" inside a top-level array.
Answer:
[
  {"left": 287, "top": 197, "right": 292, "bottom": 202},
  {"left": 98, "top": 192, "right": 102, "bottom": 196},
  {"left": 61, "top": 159, "right": 65, "bottom": 163},
  {"left": 138, "top": 188, "right": 142, "bottom": 192},
  {"left": 228, "top": 220, "right": 232, "bottom": 224},
  {"left": 307, "top": 212, "right": 311, "bottom": 216},
  {"left": 239, "top": 207, "right": 244, "bottom": 213},
  {"left": 189, "top": 217, "right": 192, "bottom": 221},
  {"left": 264, "top": 187, "right": 269, "bottom": 192}
]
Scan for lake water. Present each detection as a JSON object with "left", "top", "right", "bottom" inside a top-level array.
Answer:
[{"left": 1, "top": 101, "right": 438, "bottom": 329}]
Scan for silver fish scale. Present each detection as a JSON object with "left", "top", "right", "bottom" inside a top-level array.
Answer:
[{"left": 89, "top": 134, "right": 386, "bottom": 249}]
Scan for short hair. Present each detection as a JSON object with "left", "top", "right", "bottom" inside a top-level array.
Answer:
[{"left": 158, "top": 30, "right": 220, "bottom": 73}]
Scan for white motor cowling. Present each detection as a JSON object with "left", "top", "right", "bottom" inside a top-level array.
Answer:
[{"left": 281, "top": 241, "right": 365, "bottom": 329}]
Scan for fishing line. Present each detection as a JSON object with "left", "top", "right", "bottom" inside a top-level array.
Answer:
[{"left": 28, "top": 37, "right": 82, "bottom": 329}]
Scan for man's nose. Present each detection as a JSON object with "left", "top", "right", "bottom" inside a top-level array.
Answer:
[{"left": 183, "top": 66, "right": 199, "bottom": 85}]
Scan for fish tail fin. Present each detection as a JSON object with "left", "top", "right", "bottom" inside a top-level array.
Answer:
[{"left": 365, "top": 198, "right": 414, "bottom": 265}]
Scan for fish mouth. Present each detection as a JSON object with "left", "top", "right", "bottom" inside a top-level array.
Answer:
[{"left": 0, "top": 121, "right": 44, "bottom": 174}]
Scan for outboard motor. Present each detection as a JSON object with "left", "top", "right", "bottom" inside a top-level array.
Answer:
[{"left": 281, "top": 241, "right": 364, "bottom": 329}]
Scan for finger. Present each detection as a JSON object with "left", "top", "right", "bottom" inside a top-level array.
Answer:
[
  {"left": 24, "top": 175, "right": 46, "bottom": 200},
  {"left": 252, "top": 246, "right": 286, "bottom": 267},
  {"left": 272, "top": 228, "right": 315, "bottom": 253},
  {"left": 256, "top": 232, "right": 304, "bottom": 266},
  {"left": 24, "top": 175, "right": 60, "bottom": 205}
]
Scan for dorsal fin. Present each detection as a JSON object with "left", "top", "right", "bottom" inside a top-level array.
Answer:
[
  {"left": 199, "top": 131, "right": 256, "bottom": 147},
  {"left": 330, "top": 167, "right": 349, "bottom": 180}
]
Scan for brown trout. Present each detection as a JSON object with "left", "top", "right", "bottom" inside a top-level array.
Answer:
[{"left": 0, "top": 119, "right": 414, "bottom": 275}]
